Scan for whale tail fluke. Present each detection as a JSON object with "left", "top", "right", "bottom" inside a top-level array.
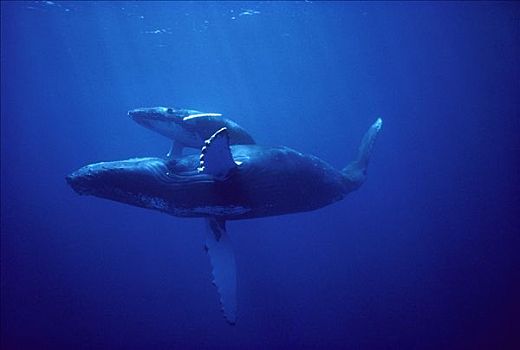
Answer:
[
  {"left": 356, "top": 118, "right": 383, "bottom": 168},
  {"left": 342, "top": 118, "right": 383, "bottom": 191}
]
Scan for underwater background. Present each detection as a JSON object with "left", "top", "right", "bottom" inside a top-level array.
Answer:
[{"left": 1, "top": 1, "right": 519, "bottom": 349}]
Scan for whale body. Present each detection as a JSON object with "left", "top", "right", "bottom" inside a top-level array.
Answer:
[
  {"left": 128, "top": 106, "right": 255, "bottom": 158},
  {"left": 66, "top": 118, "right": 382, "bottom": 324}
]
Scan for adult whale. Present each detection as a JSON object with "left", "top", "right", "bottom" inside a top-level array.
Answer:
[
  {"left": 129, "top": 106, "right": 255, "bottom": 158},
  {"left": 66, "top": 118, "right": 382, "bottom": 324}
]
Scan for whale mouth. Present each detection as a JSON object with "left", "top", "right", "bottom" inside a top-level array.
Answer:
[
  {"left": 66, "top": 165, "right": 104, "bottom": 196},
  {"left": 66, "top": 163, "right": 114, "bottom": 196},
  {"left": 66, "top": 172, "right": 91, "bottom": 195},
  {"left": 128, "top": 107, "right": 182, "bottom": 126},
  {"left": 128, "top": 109, "right": 142, "bottom": 119},
  {"left": 128, "top": 108, "right": 156, "bottom": 121},
  {"left": 128, "top": 107, "right": 206, "bottom": 123}
]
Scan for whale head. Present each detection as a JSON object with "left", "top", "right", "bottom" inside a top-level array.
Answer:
[
  {"left": 66, "top": 157, "right": 179, "bottom": 212},
  {"left": 128, "top": 107, "right": 201, "bottom": 140}
]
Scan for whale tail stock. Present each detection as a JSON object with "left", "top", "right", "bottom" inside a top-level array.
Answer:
[{"left": 342, "top": 118, "right": 383, "bottom": 191}]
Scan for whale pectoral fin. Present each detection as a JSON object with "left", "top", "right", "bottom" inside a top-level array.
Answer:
[
  {"left": 205, "top": 218, "right": 237, "bottom": 325},
  {"left": 183, "top": 112, "right": 222, "bottom": 121},
  {"left": 166, "top": 140, "right": 182, "bottom": 159},
  {"left": 198, "top": 127, "right": 237, "bottom": 180}
]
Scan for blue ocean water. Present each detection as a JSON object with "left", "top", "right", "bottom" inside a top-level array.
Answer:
[{"left": 1, "top": 1, "right": 519, "bottom": 349}]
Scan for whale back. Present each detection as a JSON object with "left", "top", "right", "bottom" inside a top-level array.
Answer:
[{"left": 162, "top": 144, "right": 348, "bottom": 219}]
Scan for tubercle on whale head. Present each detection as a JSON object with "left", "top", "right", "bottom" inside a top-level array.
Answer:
[
  {"left": 65, "top": 157, "right": 171, "bottom": 203},
  {"left": 128, "top": 107, "right": 182, "bottom": 123}
]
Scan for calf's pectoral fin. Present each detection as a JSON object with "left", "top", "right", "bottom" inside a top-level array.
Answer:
[
  {"left": 205, "top": 218, "right": 237, "bottom": 325},
  {"left": 183, "top": 112, "right": 222, "bottom": 121}
]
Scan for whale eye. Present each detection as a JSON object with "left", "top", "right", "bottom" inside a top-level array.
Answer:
[{"left": 167, "top": 108, "right": 173, "bottom": 114}]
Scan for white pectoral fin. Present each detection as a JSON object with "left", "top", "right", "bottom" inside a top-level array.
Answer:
[
  {"left": 183, "top": 113, "right": 222, "bottom": 121},
  {"left": 205, "top": 217, "right": 237, "bottom": 325}
]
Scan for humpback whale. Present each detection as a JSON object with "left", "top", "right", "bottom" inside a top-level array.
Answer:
[
  {"left": 128, "top": 107, "right": 255, "bottom": 158},
  {"left": 66, "top": 118, "right": 382, "bottom": 324}
]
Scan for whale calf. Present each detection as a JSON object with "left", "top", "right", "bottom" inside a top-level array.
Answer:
[
  {"left": 128, "top": 106, "right": 255, "bottom": 158},
  {"left": 67, "top": 118, "right": 382, "bottom": 324}
]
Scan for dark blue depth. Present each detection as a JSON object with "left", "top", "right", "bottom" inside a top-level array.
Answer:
[{"left": 1, "top": 2, "right": 519, "bottom": 349}]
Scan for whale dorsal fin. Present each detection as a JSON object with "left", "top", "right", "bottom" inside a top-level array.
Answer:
[
  {"left": 198, "top": 127, "right": 237, "bottom": 180},
  {"left": 183, "top": 113, "right": 222, "bottom": 121}
]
